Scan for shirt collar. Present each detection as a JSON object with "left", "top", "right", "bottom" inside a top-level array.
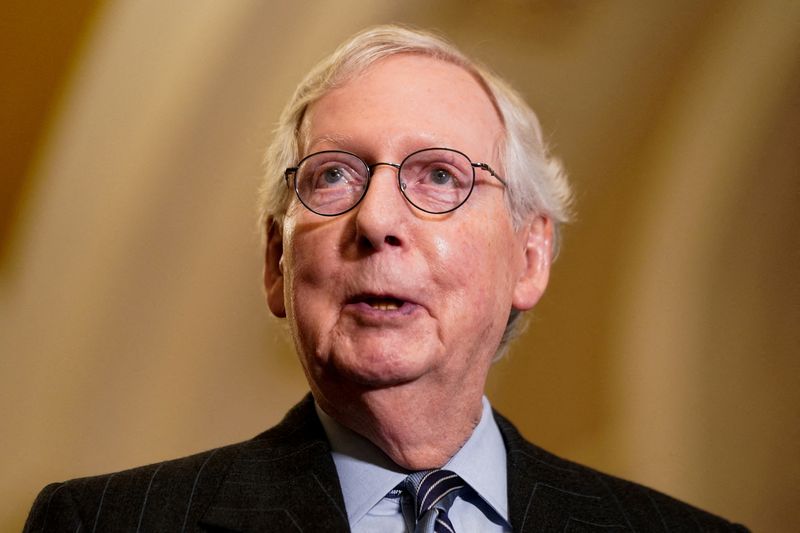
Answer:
[
  {"left": 316, "top": 396, "right": 509, "bottom": 527},
  {"left": 443, "top": 396, "right": 509, "bottom": 522}
]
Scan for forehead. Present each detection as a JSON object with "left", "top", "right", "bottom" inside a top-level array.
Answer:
[{"left": 303, "top": 54, "right": 504, "bottom": 158}]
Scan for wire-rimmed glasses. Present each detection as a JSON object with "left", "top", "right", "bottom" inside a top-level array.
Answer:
[{"left": 284, "top": 147, "right": 506, "bottom": 216}]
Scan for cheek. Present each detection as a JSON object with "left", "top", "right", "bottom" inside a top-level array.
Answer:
[
  {"left": 285, "top": 220, "right": 341, "bottom": 297},
  {"left": 423, "top": 227, "right": 517, "bottom": 371},
  {"left": 283, "top": 228, "right": 342, "bottom": 355},
  {"left": 427, "top": 233, "right": 472, "bottom": 297},
  {"left": 429, "top": 227, "right": 515, "bottom": 312}
]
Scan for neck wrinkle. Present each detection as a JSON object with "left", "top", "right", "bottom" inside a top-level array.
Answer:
[{"left": 316, "top": 384, "right": 484, "bottom": 470}]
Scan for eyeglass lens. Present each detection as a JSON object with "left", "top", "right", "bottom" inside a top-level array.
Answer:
[{"left": 293, "top": 148, "right": 475, "bottom": 215}]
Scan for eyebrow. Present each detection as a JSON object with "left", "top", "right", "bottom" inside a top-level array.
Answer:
[{"left": 306, "top": 133, "right": 355, "bottom": 151}]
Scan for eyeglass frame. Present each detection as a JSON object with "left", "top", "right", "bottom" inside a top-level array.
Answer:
[{"left": 284, "top": 147, "right": 507, "bottom": 217}]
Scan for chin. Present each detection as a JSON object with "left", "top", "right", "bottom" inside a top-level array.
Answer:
[{"left": 326, "top": 342, "right": 435, "bottom": 389}]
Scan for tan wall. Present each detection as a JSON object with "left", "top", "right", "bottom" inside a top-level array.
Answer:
[{"left": 2, "top": 1, "right": 798, "bottom": 531}]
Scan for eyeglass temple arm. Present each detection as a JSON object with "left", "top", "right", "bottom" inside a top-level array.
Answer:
[
  {"left": 284, "top": 168, "right": 297, "bottom": 186},
  {"left": 473, "top": 163, "right": 507, "bottom": 187}
]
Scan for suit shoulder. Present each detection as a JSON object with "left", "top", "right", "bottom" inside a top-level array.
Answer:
[
  {"left": 494, "top": 411, "right": 749, "bottom": 532},
  {"left": 25, "top": 397, "right": 321, "bottom": 532},
  {"left": 25, "top": 440, "right": 247, "bottom": 532},
  {"left": 24, "top": 481, "right": 80, "bottom": 533},
  {"left": 591, "top": 467, "right": 749, "bottom": 531},
  {"left": 68, "top": 440, "right": 243, "bottom": 493}
]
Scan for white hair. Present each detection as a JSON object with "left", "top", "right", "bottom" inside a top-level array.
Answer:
[{"left": 259, "top": 25, "right": 573, "bottom": 356}]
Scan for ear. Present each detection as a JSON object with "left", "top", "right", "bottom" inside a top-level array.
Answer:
[
  {"left": 264, "top": 217, "right": 286, "bottom": 317},
  {"left": 511, "top": 215, "right": 553, "bottom": 310}
]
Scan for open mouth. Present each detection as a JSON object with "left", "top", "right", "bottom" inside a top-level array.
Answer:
[
  {"left": 346, "top": 294, "right": 411, "bottom": 313},
  {"left": 362, "top": 296, "right": 404, "bottom": 310}
]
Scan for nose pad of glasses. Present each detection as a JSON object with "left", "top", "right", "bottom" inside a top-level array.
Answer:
[{"left": 365, "top": 162, "right": 404, "bottom": 199}]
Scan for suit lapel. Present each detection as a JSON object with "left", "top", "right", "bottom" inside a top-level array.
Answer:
[
  {"left": 196, "top": 397, "right": 629, "bottom": 532},
  {"left": 497, "top": 411, "right": 626, "bottom": 532},
  {"left": 199, "top": 395, "right": 350, "bottom": 532}
]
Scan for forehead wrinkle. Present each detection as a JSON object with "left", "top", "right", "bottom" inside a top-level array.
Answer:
[
  {"left": 307, "top": 130, "right": 451, "bottom": 162},
  {"left": 385, "top": 132, "right": 444, "bottom": 154}
]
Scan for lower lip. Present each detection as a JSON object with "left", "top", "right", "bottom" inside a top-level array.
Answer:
[{"left": 343, "top": 301, "right": 420, "bottom": 321}]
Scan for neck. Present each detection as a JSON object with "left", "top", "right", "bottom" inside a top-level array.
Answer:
[{"left": 315, "top": 381, "right": 485, "bottom": 470}]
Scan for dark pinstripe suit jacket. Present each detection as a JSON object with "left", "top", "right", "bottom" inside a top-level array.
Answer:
[{"left": 25, "top": 394, "right": 748, "bottom": 532}]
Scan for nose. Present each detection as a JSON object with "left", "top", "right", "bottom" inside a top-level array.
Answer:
[{"left": 353, "top": 164, "right": 407, "bottom": 251}]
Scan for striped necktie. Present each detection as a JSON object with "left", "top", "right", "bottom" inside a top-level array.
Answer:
[{"left": 404, "top": 469, "right": 465, "bottom": 533}]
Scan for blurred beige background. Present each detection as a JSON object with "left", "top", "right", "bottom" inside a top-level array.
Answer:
[{"left": 2, "top": 1, "right": 798, "bottom": 531}]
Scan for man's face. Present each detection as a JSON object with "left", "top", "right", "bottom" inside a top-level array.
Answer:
[{"left": 266, "top": 54, "right": 551, "bottom": 404}]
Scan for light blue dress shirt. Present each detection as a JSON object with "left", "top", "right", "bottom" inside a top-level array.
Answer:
[{"left": 316, "top": 397, "right": 512, "bottom": 532}]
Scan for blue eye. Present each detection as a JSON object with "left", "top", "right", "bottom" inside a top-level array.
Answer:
[
  {"left": 430, "top": 169, "right": 454, "bottom": 186},
  {"left": 312, "top": 164, "right": 360, "bottom": 189},
  {"left": 323, "top": 168, "right": 345, "bottom": 184}
]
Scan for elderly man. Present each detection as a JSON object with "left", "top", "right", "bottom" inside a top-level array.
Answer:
[{"left": 26, "top": 26, "right": 746, "bottom": 532}]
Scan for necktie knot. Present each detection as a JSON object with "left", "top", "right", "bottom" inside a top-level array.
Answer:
[{"left": 404, "top": 469, "right": 465, "bottom": 532}]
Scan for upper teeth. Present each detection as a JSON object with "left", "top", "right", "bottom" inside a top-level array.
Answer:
[{"left": 369, "top": 300, "right": 400, "bottom": 310}]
